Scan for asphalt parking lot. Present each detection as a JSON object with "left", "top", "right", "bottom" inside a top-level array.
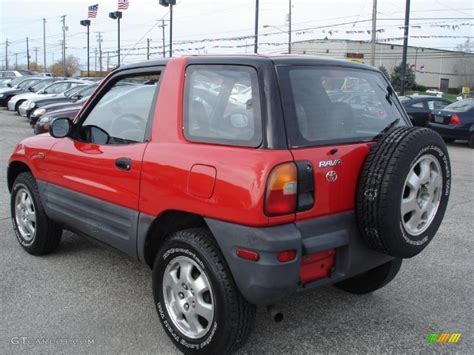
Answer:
[{"left": 0, "top": 108, "right": 472, "bottom": 354}]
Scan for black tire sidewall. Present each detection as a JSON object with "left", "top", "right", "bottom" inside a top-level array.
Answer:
[
  {"left": 382, "top": 134, "right": 451, "bottom": 257},
  {"left": 152, "top": 236, "right": 232, "bottom": 354}
]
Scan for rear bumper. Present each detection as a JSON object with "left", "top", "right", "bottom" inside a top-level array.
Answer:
[
  {"left": 206, "top": 212, "right": 393, "bottom": 305},
  {"left": 427, "top": 122, "right": 472, "bottom": 140}
]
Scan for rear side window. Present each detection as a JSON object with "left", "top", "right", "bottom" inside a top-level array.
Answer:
[
  {"left": 184, "top": 65, "right": 262, "bottom": 147},
  {"left": 278, "top": 66, "right": 405, "bottom": 147}
]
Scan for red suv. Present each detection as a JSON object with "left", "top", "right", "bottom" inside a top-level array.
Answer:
[{"left": 8, "top": 55, "right": 451, "bottom": 354}]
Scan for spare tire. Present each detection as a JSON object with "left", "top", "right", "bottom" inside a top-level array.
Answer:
[{"left": 356, "top": 127, "right": 451, "bottom": 258}]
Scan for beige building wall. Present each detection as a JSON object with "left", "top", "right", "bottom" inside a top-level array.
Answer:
[{"left": 292, "top": 39, "right": 474, "bottom": 91}]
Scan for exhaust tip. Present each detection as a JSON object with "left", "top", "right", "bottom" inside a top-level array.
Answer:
[{"left": 266, "top": 305, "right": 284, "bottom": 323}]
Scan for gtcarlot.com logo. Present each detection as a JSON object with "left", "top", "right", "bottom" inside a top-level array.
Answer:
[
  {"left": 10, "top": 336, "right": 95, "bottom": 346},
  {"left": 426, "top": 333, "right": 462, "bottom": 344}
]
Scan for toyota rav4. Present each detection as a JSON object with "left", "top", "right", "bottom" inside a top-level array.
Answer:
[{"left": 8, "top": 55, "right": 451, "bottom": 354}]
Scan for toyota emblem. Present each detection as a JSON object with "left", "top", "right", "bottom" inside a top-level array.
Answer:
[{"left": 326, "top": 170, "right": 338, "bottom": 183}]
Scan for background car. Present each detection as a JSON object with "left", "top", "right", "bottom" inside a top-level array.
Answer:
[
  {"left": 7, "top": 78, "right": 64, "bottom": 113},
  {"left": 399, "top": 95, "right": 452, "bottom": 127},
  {"left": 428, "top": 98, "right": 474, "bottom": 147},
  {"left": 16, "top": 80, "right": 86, "bottom": 117},
  {"left": 0, "top": 69, "right": 34, "bottom": 78},
  {"left": 0, "top": 77, "right": 45, "bottom": 106},
  {"left": 34, "top": 104, "right": 83, "bottom": 134},
  {"left": 30, "top": 87, "right": 95, "bottom": 126}
]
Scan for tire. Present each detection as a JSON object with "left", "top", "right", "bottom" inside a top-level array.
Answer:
[
  {"left": 10, "top": 172, "right": 62, "bottom": 255},
  {"left": 334, "top": 258, "right": 402, "bottom": 294},
  {"left": 152, "top": 228, "right": 256, "bottom": 354},
  {"left": 356, "top": 127, "right": 451, "bottom": 258},
  {"left": 15, "top": 100, "right": 25, "bottom": 115},
  {"left": 468, "top": 133, "right": 474, "bottom": 149},
  {"left": 443, "top": 138, "right": 455, "bottom": 143}
]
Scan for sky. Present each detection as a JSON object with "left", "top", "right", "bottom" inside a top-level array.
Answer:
[{"left": 0, "top": 0, "right": 473, "bottom": 70}]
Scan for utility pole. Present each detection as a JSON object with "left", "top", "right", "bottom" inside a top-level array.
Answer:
[
  {"left": 34, "top": 47, "right": 38, "bottom": 64},
  {"left": 61, "top": 15, "right": 67, "bottom": 76},
  {"left": 94, "top": 48, "right": 98, "bottom": 72},
  {"left": 147, "top": 38, "right": 151, "bottom": 60},
  {"left": 43, "top": 18, "right": 47, "bottom": 71},
  {"left": 4, "top": 39, "right": 8, "bottom": 70},
  {"left": 96, "top": 32, "right": 103, "bottom": 73},
  {"left": 288, "top": 0, "right": 292, "bottom": 54},
  {"left": 14, "top": 53, "right": 18, "bottom": 69},
  {"left": 157, "top": 20, "right": 167, "bottom": 58},
  {"left": 106, "top": 51, "right": 110, "bottom": 71},
  {"left": 370, "top": 0, "right": 377, "bottom": 66},
  {"left": 26, "top": 37, "right": 30, "bottom": 70},
  {"left": 169, "top": 4, "right": 173, "bottom": 57},
  {"left": 254, "top": 0, "right": 259, "bottom": 53},
  {"left": 400, "top": 0, "right": 411, "bottom": 95}
]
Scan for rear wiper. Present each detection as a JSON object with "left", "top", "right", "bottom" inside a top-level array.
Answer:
[{"left": 373, "top": 118, "right": 400, "bottom": 141}]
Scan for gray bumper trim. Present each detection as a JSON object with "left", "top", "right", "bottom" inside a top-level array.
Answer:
[{"left": 206, "top": 212, "right": 393, "bottom": 305}]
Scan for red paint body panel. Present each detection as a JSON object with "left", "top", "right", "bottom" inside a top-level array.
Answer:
[
  {"left": 45, "top": 139, "right": 146, "bottom": 210},
  {"left": 290, "top": 143, "right": 371, "bottom": 220},
  {"left": 187, "top": 164, "right": 217, "bottom": 199}
]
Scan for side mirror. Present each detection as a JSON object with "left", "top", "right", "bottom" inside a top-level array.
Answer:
[
  {"left": 71, "top": 94, "right": 81, "bottom": 101},
  {"left": 50, "top": 117, "right": 72, "bottom": 138},
  {"left": 37, "top": 90, "right": 45, "bottom": 94}
]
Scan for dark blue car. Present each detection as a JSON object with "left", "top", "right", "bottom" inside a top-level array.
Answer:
[{"left": 428, "top": 99, "right": 474, "bottom": 148}]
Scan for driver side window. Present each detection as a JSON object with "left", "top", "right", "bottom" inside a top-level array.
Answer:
[{"left": 80, "top": 73, "right": 160, "bottom": 145}]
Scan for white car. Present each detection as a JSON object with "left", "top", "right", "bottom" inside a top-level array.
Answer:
[{"left": 8, "top": 80, "right": 84, "bottom": 115}]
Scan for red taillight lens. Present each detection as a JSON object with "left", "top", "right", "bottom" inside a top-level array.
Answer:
[
  {"left": 236, "top": 248, "right": 259, "bottom": 262},
  {"left": 449, "top": 115, "right": 461, "bottom": 125},
  {"left": 265, "top": 163, "right": 297, "bottom": 216},
  {"left": 277, "top": 250, "right": 297, "bottom": 263}
]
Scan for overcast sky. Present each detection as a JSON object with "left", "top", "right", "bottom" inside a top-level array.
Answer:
[{"left": 1, "top": 0, "right": 472, "bottom": 69}]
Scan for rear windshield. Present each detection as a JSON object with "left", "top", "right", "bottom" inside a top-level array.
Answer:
[
  {"left": 444, "top": 99, "right": 473, "bottom": 112},
  {"left": 278, "top": 66, "right": 406, "bottom": 147}
]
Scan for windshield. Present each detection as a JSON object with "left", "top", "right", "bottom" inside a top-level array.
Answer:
[
  {"left": 9, "top": 77, "right": 24, "bottom": 87},
  {"left": 76, "top": 84, "right": 98, "bottom": 98},
  {"left": 278, "top": 66, "right": 406, "bottom": 147},
  {"left": 64, "top": 85, "right": 86, "bottom": 97},
  {"left": 444, "top": 99, "right": 474, "bottom": 112},
  {"left": 31, "top": 80, "right": 55, "bottom": 91},
  {"left": 43, "top": 81, "right": 72, "bottom": 94},
  {"left": 18, "top": 78, "right": 41, "bottom": 89}
]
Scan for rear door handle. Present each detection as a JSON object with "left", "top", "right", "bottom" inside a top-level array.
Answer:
[{"left": 115, "top": 157, "right": 132, "bottom": 171}]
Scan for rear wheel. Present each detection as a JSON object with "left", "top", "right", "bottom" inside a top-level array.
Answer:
[
  {"left": 10, "top": 172, "right": 62, "bottom": 255},
  {"left": 468, "top": 133, "right": 474, "bottom": 148},
  {"left": 334, "top": 258, "right": 402, "bottom": 294},
  {"left": 152, "top": 228, "right": 255, "bottom": 354},
  {"left": 15, "top": 100, "right": 25, "bottom": 115}
]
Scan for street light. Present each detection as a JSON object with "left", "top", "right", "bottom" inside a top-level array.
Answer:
[
  {"left": 80, "top": 19, "right": 91, "bottom": 77},
  {"left": 159, "top": 0, "right": 176, "bottom": 57},
  {"left": 109, "top": 11, "right": 123, "bottom": 66}
]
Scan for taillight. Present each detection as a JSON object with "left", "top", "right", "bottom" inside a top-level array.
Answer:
[
  {"left": 265, "top": 162, "right": 297, "bottom": 216},
  {"left": 449, "top": 115, "right": 461, "bottom": 125}
]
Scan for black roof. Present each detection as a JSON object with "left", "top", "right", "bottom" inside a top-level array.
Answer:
[{"left": 116, "top": 54, "right": 379, "bottom": 73}]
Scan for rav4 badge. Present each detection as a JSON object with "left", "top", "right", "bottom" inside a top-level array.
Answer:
[{"left": 319, "top": 159, "right": 342, "bottom": 168}]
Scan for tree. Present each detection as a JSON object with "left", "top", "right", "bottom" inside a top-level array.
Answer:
[
  {"left": 455, "top": 39, "right": 473, "bottom": 53},
  {"left": 49, "top": 55, "right": 81, "bottom": 77},
  {"left": 29, "top": 62, "right": 44, "bottom": 72},
  {"left": 378, "top": 65, "right": 390, "bottom": 80},
  {"left": 390, "top": 63, "right": 416, "bottom": 92}
]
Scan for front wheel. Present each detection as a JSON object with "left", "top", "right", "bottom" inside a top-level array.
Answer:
[
  {"left": 152, "top": 228, "right": 256, "bottom": 354},
  {"left": 10, "top": 172, "right": 62, "bottom": 255},
  {"left": 469, "top": 133, "right": 474, "bottom": 148},
  {"left": 334, "top": 258, "right": 402, "bottom": 294}
]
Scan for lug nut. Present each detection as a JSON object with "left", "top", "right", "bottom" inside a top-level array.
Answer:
[
  {"left": 184, "top": 303, "right": 189, "bottom": 311},
  {"left": 182, "top": 283, "right": 188, "bottom": 290},
  {"left": 178, "top": 292, "right": 184, "bottom": 299}
]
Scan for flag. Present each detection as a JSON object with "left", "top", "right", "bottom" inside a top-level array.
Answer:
[
  {"left": 88, "top": 4, "right": 99, "bottom": 18},
  {"left": 118, "top": 0, "right": 129, "bottom": 10}
]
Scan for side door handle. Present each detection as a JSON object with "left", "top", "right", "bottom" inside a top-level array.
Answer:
[{"left": 115, "top": 157, "right": 132, "bottom": 171}]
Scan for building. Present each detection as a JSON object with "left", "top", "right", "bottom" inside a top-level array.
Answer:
[{"left": 292, "top": 39, "right": 474, "bottom": 92}]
